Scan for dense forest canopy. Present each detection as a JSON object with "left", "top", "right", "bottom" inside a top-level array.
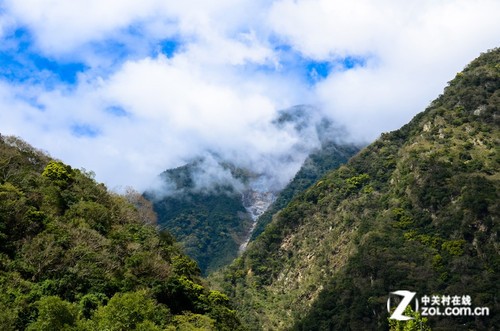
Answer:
[
  {"left": 148, "top": 162, "right": 252, "bottom": 275},
  {"left": 0, "top": 135, "right": 243, "bottom": 330}
]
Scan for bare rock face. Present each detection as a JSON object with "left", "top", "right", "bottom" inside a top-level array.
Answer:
[
  {"left": 243, "top": 190, "right": 276, "bottom": 220},
  {"left": 239, "top": 189, "right": 276, "bottom": 252}
]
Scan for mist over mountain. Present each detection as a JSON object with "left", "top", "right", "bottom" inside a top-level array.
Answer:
[
  {"left": 250, "top": 140, "right": 360, "bottom": 241},
  {"left": 147, "top": 105, "right": 353, "bottom": 199},
  {"left": 144, "top": 157, "right": 253, "bottom": 275},
  {"left": 144, "top": 106, "right": 359, "bottom": 275}
]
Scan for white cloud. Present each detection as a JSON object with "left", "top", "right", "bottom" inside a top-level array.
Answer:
[
  {"left": 93, "top": 55, "right": 314, "bottom": 190},
  {"left": 4, "top": 0, "right": 270, "bottom": 56},
  {"left": 5, "top": 0, "right": 160, "bottom": 53},
  {"left": 0, "top": 12, "right": 13, "bottom": 39},
  {"left": 267, "top": 0, "right": 500, "bottom": 140},
  {"left": 0, "top": 52, "right": 310, "bottom": 191},
  {"left": 0, "top": 0, "right": 498, "bottom": 191},
  {"left": 268, "top": 0, "right": 399, "bottom": 58}
]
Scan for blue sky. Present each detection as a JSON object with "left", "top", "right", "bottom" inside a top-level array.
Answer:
[
  {"left": 0, "top": 24, "right": 360, "bottom": 87},
  {"left": 0, "top": 0, "right": 499, "bottom": 190}
]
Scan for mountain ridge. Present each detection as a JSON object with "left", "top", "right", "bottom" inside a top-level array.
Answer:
[
  {"left": 0, "top": 135, "right": 243, "bottom": 330},
  {"left": 211, "top": 48, "right": 500, "bottom": 330},
  {"left": 146, "top": 108, "right": 360, "bottom": 275}
]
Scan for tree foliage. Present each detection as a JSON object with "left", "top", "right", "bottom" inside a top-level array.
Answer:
[
  {"left": 146, "top": 160, "right": 253, "bottom": 275},
  {"left": 251, "top": 141, "right": 360, "bottom": 240},
  {"left": 0, "top": 135, "right": 242, "bottom": 330}
]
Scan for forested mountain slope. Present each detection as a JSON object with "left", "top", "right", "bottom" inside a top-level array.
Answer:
[
  {"left": 213, "top": 49, "right": 499, "bottom": 330},
  {"left": 147, "top": 113, "right": 359, "bottom": 276},
  {"left": 250, "top": 141, "right": 360, "bottom": 241},
  {"left": 147, "top": 159, "right": 254, "bottom": 275},
  {"left": 0, "top": 136, "right": 242, "bottom": 330}
]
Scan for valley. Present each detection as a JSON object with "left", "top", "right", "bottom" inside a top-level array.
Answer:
[
  {"left": 146, "top": 106, "right": 361, "bottom": 275},
  {"left": 0, "top": 48, "right": 498, "bottom": 331}
]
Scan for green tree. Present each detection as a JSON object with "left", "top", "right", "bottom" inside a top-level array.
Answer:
[
  {"left": 0, "top": 302, "right": 16, "bottom": 331},
  {"left": 27, "top": 296, "right": 78, "bottom": 331},
  {"left": 388, "top": 306, "right": 431, "bottom": 330},
  {"left": 0, "top": 135, "right": 242, "bottom": 330},
  {"left": 42, "top": 161, "right": 74, "bottom": 186},
  {"left": 168, "top": 312, "right": 216, "bottom": 331},
  {"left": 92, "top": 290, "right": 170, "bottom": 330}
]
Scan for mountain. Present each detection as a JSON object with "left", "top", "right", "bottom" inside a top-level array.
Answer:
[
  {"left": 145, "top": 111, "right": 360, "bottom": 276},
  {"left": 0, "top": 135, "right": 242, "bottom": 330},
  {"left": 250, "top": 141, "right": 360, "bottom": 241},
  {"left": 211, "top": 48, "right": 500, "bottom": 330},
  {"left": 146, "top": 157, "right": 255, "bottom": 275}
]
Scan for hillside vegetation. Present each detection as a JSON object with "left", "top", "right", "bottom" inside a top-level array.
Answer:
[
  {"left": 147, "top": 105, "right": 361, "bottom": 277},
  {"left": 213, "top": 49, "right": 499, "bottom": 330},
  {"left": 251, "top": 141, "right": 360, "bottom": 240},
  {"left": 0, "top": 136, "right": 242, "bottom": 330},
  {"left": 147, "top": 160, "right": 253, "bottom": 275},
  {"left": 148, "top": 141, "right": 358, "bottom": 276}
]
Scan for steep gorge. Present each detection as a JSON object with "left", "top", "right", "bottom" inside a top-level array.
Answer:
[
  {"left": 240, "top": 189, "right": 276, "bottom": 252},
  {"left": 146, "top": 112, "right": 360, "bottom": 275}
]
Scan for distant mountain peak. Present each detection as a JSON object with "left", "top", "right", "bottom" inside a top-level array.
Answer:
[{"left": 145, "top": 117, "right": 360, "bottom": 274}]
